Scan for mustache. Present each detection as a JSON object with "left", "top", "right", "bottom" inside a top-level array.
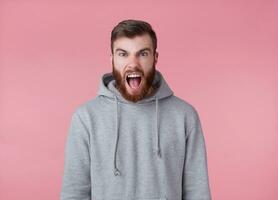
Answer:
[{"left": 125, "top": 68, "right": 144, "bottom": 76}]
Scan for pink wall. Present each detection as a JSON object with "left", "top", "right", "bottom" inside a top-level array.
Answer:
[{"left": 1, "top": 0, "right": 277, "bottom": 199}]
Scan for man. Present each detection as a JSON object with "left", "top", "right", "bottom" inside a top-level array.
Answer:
[{"left": 61, "top": 19, "right": 212, "bottom": 200}]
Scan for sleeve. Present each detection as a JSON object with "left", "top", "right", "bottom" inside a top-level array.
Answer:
[
  {"left": 182, "top": 109, "right": 212, "bottom": 200},
  {"left": 60, "top": 111, "right": 91, "bottom": 200}
]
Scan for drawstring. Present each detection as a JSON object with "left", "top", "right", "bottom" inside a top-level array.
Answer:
[
  {"left": 155, "top": 96, "right": 161, "bottom": 158},
  {"left": 113, "top": 95, "right": 121, "bottom": 176},
  {"left": 113, "top": 95, "right": 161, "bottom": 176}
]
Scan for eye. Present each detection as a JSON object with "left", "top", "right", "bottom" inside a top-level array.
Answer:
[
  {"left": 118, "top": 52, "right": 127, "bottom": 57},
  {"left": 140, "top": 51, "right": 148, "bottom": 56}
]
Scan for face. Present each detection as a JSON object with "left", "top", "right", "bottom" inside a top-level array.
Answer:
[{"left": 111, "top": 34, "right": 158, "bottom": 103}]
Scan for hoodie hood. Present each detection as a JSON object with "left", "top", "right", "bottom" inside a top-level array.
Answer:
[
  {"left": 98, "top": 69, "right": 173, "bottom": 103},
  {"left": 97, "top": 69, "right": 173, "bottom": 176}
]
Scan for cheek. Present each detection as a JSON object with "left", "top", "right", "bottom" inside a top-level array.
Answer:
[
  {"left": 113, "top": 58, "right": 126, "bottom": 69},
  {"left": 141, "top": 58, "right": 155, "bottom": 68}
]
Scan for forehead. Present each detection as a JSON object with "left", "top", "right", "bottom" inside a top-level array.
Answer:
[{"left": 113, "top": 34, "right": 153, "bottom": 52}]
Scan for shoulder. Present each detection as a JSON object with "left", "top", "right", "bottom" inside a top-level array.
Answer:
[
  {"left": 70, "top": 96, "right": 102, "bottom": 122},
  {"left": 167, "top": 95, "right": 202, "bottom": 128},
  {"left": 168, "top": 95, "right": 199, "bottom": 116}
]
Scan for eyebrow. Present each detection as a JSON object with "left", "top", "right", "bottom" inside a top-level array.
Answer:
[
  {"left": 138, "top": 48, "right": 152, "bottom": 53},
  {"left": 115, "top": 47, "right": 152, "bottom": 54},
  {"left": 115, "top": 48, "right": 127, "bottom": 53}
]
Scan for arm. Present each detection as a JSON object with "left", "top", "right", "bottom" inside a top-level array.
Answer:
[
  {"left": 60, "top": 111, "right": 91, "bottom": 200},
  {"left": 182, "top": 109, "right": 212, "bottom": 200}
]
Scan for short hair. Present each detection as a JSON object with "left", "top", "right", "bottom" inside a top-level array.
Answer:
[{"left": 111, "top": 19, "right": 157, "bottom": 54}]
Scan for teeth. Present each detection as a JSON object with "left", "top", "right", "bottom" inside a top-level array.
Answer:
[{"left": 127, "top": 74, "right": 141, "bottom": 78}]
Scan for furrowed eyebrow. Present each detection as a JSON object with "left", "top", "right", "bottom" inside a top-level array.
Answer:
[
  {"left": 114, "top": 47, "right": 152, "bottom": 54},
  {"left": 138, "top": 48, "right": 152, "bottom": 53},
  {"left": 115, "top": 48, "right": 127, "bottom": 53}
]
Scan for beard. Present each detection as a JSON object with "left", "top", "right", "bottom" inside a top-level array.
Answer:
[{"left": 112, "top": 61, "right": 157, "bottom": 103}]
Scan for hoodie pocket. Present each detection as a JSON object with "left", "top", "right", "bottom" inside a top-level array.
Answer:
[
  {"left": 134, "top": 198, "right": 167, "bottom": 200},
  {"left": 94, "top": 198, "right": 167, "bottom": 200},
  {"left": 137, "top": 198, "right": 167, "bottom": 200}
]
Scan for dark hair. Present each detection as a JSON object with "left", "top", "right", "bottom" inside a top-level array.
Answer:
[{"left": 111, "top": 19, "right": 157, "bottom": 54}]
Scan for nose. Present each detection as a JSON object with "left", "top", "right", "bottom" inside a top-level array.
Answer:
[{"left": 127, "top": 54, "right": 139, "bottom": 69}]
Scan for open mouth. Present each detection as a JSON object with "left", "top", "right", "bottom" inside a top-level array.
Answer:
[{"left": 126, "top": 73, "right": 142, "bottom": 90}]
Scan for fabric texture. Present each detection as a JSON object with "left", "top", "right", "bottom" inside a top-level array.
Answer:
[{"left": 60, "top": 69, "right": 212, "bottom": 200}]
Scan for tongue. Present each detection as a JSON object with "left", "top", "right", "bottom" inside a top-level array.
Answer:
[{"left": 129, "top": 78, "right": 140, "bottom": 89}]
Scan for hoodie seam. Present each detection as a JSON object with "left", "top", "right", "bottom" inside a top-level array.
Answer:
[
  {"left": 74, "top": 110, "right": 91, "bottom": 146},
  {"left": 99, "top": 95, "right": 159, "bottom": 106}
]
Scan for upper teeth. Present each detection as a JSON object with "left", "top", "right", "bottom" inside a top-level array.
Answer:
[{"left": 127, "top": 74, "right": 141, "bottom": 78}]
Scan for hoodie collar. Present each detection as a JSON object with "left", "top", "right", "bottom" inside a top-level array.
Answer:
[
  {"left": 97, "top": 69, "right": 173, "bottom": 176},
  {"left": 98, "top": 69, "right": 173, "bottom": 103}
]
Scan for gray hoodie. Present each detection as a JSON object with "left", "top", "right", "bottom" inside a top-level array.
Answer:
[{"left": 60, "top": 69, "right": 212, "bottom": 200}]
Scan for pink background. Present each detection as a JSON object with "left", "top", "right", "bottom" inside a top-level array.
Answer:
[{"left": 1, "top": 0, "right": 277, "bottom": 199}]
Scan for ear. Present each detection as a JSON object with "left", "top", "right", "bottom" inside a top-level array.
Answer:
[
  {"left": 154, "top": 51, "right": 159, "bottom": 65},
  {"left": 110, "top": 53, "right": 113, "bottom": 64}
]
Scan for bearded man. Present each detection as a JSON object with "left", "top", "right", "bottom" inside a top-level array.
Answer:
[{"left": 61, "top": 19, "right": 212, "bottom": 200}]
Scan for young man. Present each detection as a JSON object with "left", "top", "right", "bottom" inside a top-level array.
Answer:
[{"left": 61, "top": 19, "right": 212, "bottom": 200}]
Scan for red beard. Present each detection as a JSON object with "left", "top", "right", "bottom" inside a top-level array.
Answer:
[{"left": 112, "top": 62, "right": 156, "bottom": 103}]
